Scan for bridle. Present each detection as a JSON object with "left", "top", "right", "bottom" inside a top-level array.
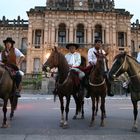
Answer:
[
  {"left": 112, "top": 55, "right": 140, "bottom": 79},
  {"left": 111, "top": 55, "right": 127, "bottom": 78}
]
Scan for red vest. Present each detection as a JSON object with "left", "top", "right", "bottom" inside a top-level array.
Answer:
[{"left": 2, "top": 47, "right": 16, "bottom": 65}]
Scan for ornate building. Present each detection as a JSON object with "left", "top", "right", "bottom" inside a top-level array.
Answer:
[{"left": 0, "top": 0, "right": 140, "bottom": 73}]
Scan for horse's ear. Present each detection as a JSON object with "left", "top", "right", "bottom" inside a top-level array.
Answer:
[
  {"left": 124, "top": 51, "right": 127, "bottom": 55},
  {"left": 54, "top": 46, "right": 58, "bottom": 52}
]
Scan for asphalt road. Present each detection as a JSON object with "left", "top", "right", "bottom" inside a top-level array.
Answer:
[{"left": 0, "top": 94, "right": 140, "bottom": 140}]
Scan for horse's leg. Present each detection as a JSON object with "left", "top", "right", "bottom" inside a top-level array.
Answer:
[
  {"left": 9, "top": 96, "right": 15, "bottom": 120},
  {"left": 59, "top": 96, "right": 64, "bottom": 127},
  {"left": 1, "top": 99, "right": 8, "bottom": 128},
  {"left": 81, "top": 99, "right": 84, "bottom": 119},
  {"left": 100, "top": 97, "right": 105, "bottom": 127},
  {"left": 90, "top": 97, "right": 95, "bottom": 127},
  {"left": 132, "top": 100, "right": 138, "bottom": 132},
  {"left": 95, "top": 97, "right": 99, "bottom": 116},
  {"left": 63, "top": 95, "right": 71, "bottom": 129},
  {"left": 72, "top": 94, "right": 79, "bottom": 119}
]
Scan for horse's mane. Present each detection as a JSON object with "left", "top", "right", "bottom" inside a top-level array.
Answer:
[
  {"left": 56, "top": 51, "right": 69, "bottom": 69},
  {"left": 114, "top": 52, "right": 138, "bottom": 63}
]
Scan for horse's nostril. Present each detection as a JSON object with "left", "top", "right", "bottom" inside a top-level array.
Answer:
[
  {"left": 113, "top": 75, "right": 116, "bottom": 79},
  {"left": 46, "top": 67, "right": 50, "bottom": 71}
]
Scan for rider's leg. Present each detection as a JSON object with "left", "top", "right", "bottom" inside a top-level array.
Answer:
[{"left": 15, "top": 71, "right": 22, "bottom": 97}]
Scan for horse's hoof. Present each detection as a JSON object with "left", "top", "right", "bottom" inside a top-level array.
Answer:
[
  {"left": 132, "top": 126, "right": 138, "bottom": 132},
  {"left": 63, "top": 124, "right": 69, "bottom": 129},
  {"left": 1, "top": 123, "right": 9, "bottom": 128},
  {"left": 73, "top": 115, "right": 77, "bottom": 120},
  {"left": 81, "top": 116, "right": 85, "bottom": 119},
  {"left": 10, "top": 114, "right": 14, "bottom": 120}
]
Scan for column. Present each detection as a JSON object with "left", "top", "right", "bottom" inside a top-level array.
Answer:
[
  {"left": 87, "top": 26, "right": 92, "bottom": 44},
  {"left": 69, "top": 25, "right": 74, "bottom": 42}
]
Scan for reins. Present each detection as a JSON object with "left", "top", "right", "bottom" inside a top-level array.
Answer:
[{"left": 89, "top": 79, "right": 105, "bottom": 87}]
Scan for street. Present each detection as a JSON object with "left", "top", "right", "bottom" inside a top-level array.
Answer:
[{"left": 0, "top": 94, "right": 140, "bottom": 140}]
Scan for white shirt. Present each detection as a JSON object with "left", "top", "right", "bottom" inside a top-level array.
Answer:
[
  {"left": 65, "top": 52, "right": 81, "bottom": 67},
  {"left": 88, "top": 47, "right": 106, "bottom": 65},
  {"left": 0, "top": 48, "right": 24, "bottom": 62},
  {"left": 137, "top": 52, "right": 140, "bottom": 63}
]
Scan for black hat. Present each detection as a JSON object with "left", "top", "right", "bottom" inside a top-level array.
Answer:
[
  {"left": 95, "top": 38, "right": 102, "bottom": 44},
  {"left": 66, "top": 43, "right": 79, "bottom": 49},
  {"left": 3, "top": 37, "right": 15, "bottom": 44}
]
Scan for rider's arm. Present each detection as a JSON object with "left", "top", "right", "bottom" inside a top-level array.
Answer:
[
  {"left": 73, "top": 53, "right": 81, "bottom": 67},
  {"left": 14, "top": 48, "right": 25, "bottom": 67},
  {"left": 88, "top": 48, "right": 97, "bottom": 65}
]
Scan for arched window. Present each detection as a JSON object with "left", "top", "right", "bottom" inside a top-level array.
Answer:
[
  {"left": 94, "top": 24, "right": 102, "bottom": 42},
  {"left": 58, "top": 23, "right": 66, "bottom": 43},
  {"left": 76, "top": 24, "right": 84, "bottom": 44}
]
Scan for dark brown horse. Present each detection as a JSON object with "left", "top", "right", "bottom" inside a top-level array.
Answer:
[
  {"left": 109, "top": 52, "right": 140, "bottom": 132},
  {"left": 0, "top": 65, "right": 18, "bottom": 128},
  {"left": 88, "top": 53, "right": 107, "bottom": 127},
  {"left": 42, "top": 47, "right": 84, "bottom": 128}
]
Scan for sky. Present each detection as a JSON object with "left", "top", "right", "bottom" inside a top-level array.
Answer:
[{"left": 0, "top": 0, "right": 139, "bottom": 22}]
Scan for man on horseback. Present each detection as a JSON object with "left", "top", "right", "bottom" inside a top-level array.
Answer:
[
  {"left": 64, "top": 43, "right": 86, "bottom": 94},
  {"left": 86, "top": 38, "right": 113, "bottom": 97},
  {"left": 0, "top": 37, "right": 25, "bottom": 97},
  {"left": 65, "top": 43, "right": 85, "bottom": 79}
]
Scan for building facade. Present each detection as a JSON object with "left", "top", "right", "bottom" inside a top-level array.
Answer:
[{"left": 0, "top": 0, "right": 140, "bottom": 73}]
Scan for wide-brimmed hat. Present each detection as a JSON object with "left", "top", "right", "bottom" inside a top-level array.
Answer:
[
  {"left": 66, "top": 43, "right": 79, "bottom": 49},
  {"left": 3, "top": 37, "right": 15, "bottom": 44},
  {"left": 95, "top": 38, "right": 102, "bottom": 44}
]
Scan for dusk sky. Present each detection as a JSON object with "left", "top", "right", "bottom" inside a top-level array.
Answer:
[{"left": 0, "top": 0, "right": 139, "bottom": 22}]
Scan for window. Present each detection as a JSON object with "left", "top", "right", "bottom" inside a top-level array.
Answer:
[
  {"left": 118, "top": 32, "right": 126, "bottom": 47},
  {"left": 35, "top": 30, "right": 41, "bottom": 48},
  {"left": 58, "top": 23, "right": 66, "bottom": 43},
  {"left": 76, "top": 24, "right": 84, "bottom": 44},
  {"left": 94, "top": 24, "right": 102, "bottom": 42}
]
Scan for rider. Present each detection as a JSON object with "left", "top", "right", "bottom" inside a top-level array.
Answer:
[
  {"left": 87, "top": 38, "right": 114, "bottom": 97},
  {"left": 65, "top": 43, "right": 85, "bottom": 80},
  {"left": 1, "top": 37, "right": 25, "bottom": 97},
  {"left": 65, "top": 43, "right": 85, "bottom": 92},
  {"left": 137, "top": 51, "right": 140, "bottom": 63}
]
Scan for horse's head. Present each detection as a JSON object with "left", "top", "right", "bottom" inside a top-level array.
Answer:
[
  {"left": 94, "top": 52, "right": 107, "bottom": 75},
  {"left": 109, "top": 52, "right": 128, "bottom": 81},
  {"left": 42, "top": 47, "right": 60, "bottom": 72}
]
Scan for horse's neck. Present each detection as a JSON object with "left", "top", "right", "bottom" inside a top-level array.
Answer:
[
  {"left": 90, "top": 66, "right": 104, "bottom": 82},
  {"left": 126, "top": 57, "right": 140, "bottom": 88},
  {"left": 58, "top": 59, "right": 69, "bottom": 83}
]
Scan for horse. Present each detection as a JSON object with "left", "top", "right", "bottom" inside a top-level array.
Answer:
[
  {"left": 88, "top": 52, "right": 107, "bottom": 127},
  {"left": 109, "top": 52, "right": 140, "bottom": 132},
  {"left": 0, "top": 65, "right": 18, "bottom": 128},
  {"left": 42, "top": 47, "right": 85, "bottom": 128}
]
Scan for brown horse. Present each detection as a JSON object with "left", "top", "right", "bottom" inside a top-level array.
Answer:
[
  {"left": 42, "top": 47, "right": 84, "bottom": 128},
  {"left": 109, "top": 52, "right": 140, "bottom": 132},
  {"left": 0, "top": 65, "right": 18, "bottom": 128},
  {"left": 88, "top": 52, "right": 107, "bottom": 127}
]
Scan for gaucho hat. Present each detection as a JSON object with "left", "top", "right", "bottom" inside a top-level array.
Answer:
[
  {"left": 66, "top": 43, "right": 79, "bottom": 49},
  {"left": 3, "top": 37, "right": 15, "bottom": 44},
  {"left": 95, "top": 38, "right": 102, "bottom": 43}
]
